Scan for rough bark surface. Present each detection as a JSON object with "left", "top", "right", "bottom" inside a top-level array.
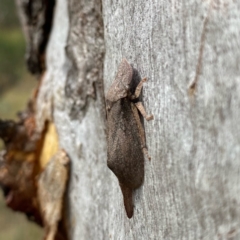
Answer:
[
  {"left": 103, "top": 1, "right": 240, "bottom": 239},
  {"left": 35, "top": 0, "right": 107, "bottom": 239},
  {"left": 18, "top": 0, "right": 240, "bottom": 239}
]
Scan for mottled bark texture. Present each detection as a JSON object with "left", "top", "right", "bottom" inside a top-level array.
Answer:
[
  {"left": 65, "top": 0, "right": 105, "bottom": 120},
  {"left": 14, "top": 0, "right": 240, "bottom": 239}
]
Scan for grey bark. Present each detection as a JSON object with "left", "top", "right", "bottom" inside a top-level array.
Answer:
[{"left": 34, "top": 0, "right": 240, "bottom": 239}]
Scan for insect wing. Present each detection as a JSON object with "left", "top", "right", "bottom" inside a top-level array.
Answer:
[{"left": 107, "top": 99, "right": 144, "bottom": 189}]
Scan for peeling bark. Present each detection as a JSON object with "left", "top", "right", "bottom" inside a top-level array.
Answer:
[
  {"left": 0, "top": 101, "right": 43, "bottom": 225},
  {"left": 16, "top": 0, "right": 55, "bottom": 74}
]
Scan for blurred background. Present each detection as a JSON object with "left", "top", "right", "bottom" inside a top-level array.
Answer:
[{"left": 0, "top": 0, "right": 43, "bottom": 239}]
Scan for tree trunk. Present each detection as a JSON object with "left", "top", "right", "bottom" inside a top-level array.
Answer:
[{"left": 14, "top": 0, "right": 240, "bottom": 239}]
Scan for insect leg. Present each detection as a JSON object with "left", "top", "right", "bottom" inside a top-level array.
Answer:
[
  {"left": 134, "top": 102, "right": 153, "bottom": 121},
  {"left": 131, "top": 103, "right": 151, "bottom": 160},
  {"left": 130, "top": 77, "right": 147, "bottom": 99}
]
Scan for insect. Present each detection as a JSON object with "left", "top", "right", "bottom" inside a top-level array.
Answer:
[{"left": 106, "top": 58, "right": 153, "bottom": 218}]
